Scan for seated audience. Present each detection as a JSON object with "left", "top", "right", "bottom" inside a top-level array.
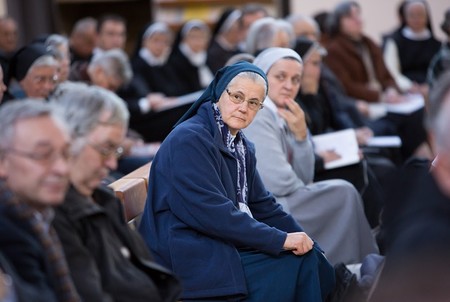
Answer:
[
  {"left": 87, "top": 48, "right": 193, "bottom": 143},
  {"left": 138, "top": 61, "right": 335, "bottom": 301},
  {"left": 49, "top": 84, "right": 181, "bottom": 302},
  {"left": 324, "top": 1, "right": 429, "bottom": 161},
  {"left": 383, "top": 0, "right": 440, "bottom": 93},
  {"left": 0, "top": 100, "right": 80, "bottom": 302},
  {"left": 207, "top": 8, "right": 243, "bottom": 74},
  {"left": 166, "top": 19, "right": 214, "bottom": 95},
  {"left": 131, "top": 22, "right": 186, "bottom": 97},
  {"left": 244, "top": 47, "right": 378, "bottom": 264}
]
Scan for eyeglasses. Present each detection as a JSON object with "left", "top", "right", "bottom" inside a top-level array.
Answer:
[
  {"left": 226, "top": 89, "right": 264, "bottom": 110},
  {"left": 0, "top": 147, "right": 70, "bottom": 166},
  {"left": 32, "top": 74, "right": 58, "bottom": 85},
  {"left": 87, "top": 143, "right": 124, "bottom": 160}
]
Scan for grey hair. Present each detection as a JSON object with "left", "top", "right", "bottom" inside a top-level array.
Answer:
[
  {"left": 427, "top": 71, "right": 450, "bottom": 150},
  {"left": 49, "top": 82, "right": 129, "bottom": 141},
  {"left": 227, "top": 71, "right": 267, "bottom": 96},
  {"left": 245, "top": 17, "right": 278, "bottom": 55},
  {"left": 88, "top": 49, "right": 133, "bottom": 86},
  {"left": 285, "top": 13, "right": 321, "bottom": 37},
  {"left": 0, "top": 99, "right": 66, "bottom": 150},
  {"left": 45, "top": 34, "right": 69, "bottom": 60},
  {"left": 276, "top": 19, "right": 296, "bottom": 49}
]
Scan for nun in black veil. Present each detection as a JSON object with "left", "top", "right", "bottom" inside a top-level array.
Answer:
[
  {"left": 165, "top": 19, "right": 214, "bottom": 95},
  {"left": 130, "top": 21, "right": 186, "bottom": 97},
  {"left": 206, "top": 7, "right": 244, "bottom": 74}
]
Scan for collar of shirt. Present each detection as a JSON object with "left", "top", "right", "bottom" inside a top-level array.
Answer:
[{"left": 402, "top": 27, "right": 431, "bottom": 41}]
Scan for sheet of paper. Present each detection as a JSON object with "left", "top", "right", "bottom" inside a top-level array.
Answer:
[
  {"left": 385, "top": 93, "right": 424, "bottom": 114},
  {"left": 154, "top": 90, "right": 204, "bottom": 112},
  {"left": 366, "top": 136, "right": 402, "bottom": 147},
  {"left": 312, "top": 129, "right": 360, "bottom": 170}
]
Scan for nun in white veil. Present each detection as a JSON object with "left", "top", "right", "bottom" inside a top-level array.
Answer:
[{"left": 244, "top": 47, "right": 379, "bottom": 265}]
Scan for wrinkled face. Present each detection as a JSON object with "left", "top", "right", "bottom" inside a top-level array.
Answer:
[
  {"left": 217, "top": 77, "right": 265, "bottom": 135},
  {"left": 0, "top": 19, "right": 18, "bottom": 53},
  {"left": 144, "top": 32, "right": 172, "bottom": 58},
  {"left": 267, "top": 58, "right": 303, "bottom": 107},
  {"left": 293, "top": 20, "right": 319, "bottom": 41},
  {"left": 20, "top": 65, "right": 58, "bottom": 99},
  {"left": 69, "top": 122, "right": 126, "bottom": 196},
  {"left": 97, "top": 20, "right": 126, "bottom": 50},
  {"left": 183, "top": 27, "right": 209, "bottom": 53},
  {"left": 0, "top": 116, "right": 70, "bottom": 209},
  {"left": 302, "top": 50, "right": 322, "bottom": 86},
  {"left": 340, "top": 5, "right": 363, "bottom": 40},
  {"left": 405, "top": 2, "right": 428, "bottom": 32}
]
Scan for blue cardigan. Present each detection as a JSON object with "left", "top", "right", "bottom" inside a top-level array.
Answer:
[{"left": 139, "top": 102, "right": 304, "bottom": 299}]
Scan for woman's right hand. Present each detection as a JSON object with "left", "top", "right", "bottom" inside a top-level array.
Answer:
[
  {"left": 277, "top": 98, "right": 308, "bottom": 141},
  {"left": 283, "top": 232, "right": 314, "bottom": 255}
]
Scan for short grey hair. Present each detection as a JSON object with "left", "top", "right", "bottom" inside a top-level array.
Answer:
[
  {"left": 88, "top": 49, "right": 133, "bottom": 86},
  {"left": 45, "top": 34, "right": 69, "bottom": 60},
  {"left": 285, "top": 13, "right": 321, "bottom": 38},
  {"left": 427, "top": 71, "right": 450, "bottom": 151},
  {"left": 276, "top": 19, "right": 296, "bottom": 49},
  {"left": 246, "top": 17, "right": 277, "bottom": 55},
  {"left": 226, "top": 71, "right": 267, "bottom": 97},
  {"left": 0, "top": 100, "right": 65, "bottom": 151},
  {"left": 49, "top": 82, "right": 129, "bottom": 140},
  {"left": 245, "top": 17, "right": 295, "bottom": 55}
]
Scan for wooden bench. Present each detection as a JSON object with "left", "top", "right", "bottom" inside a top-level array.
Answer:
[
  {"left": 122, "top": 161, "right": 152, "bottom": 187},
  {"left": 108, "top": 161, "right": 152, "bottom": 225}
]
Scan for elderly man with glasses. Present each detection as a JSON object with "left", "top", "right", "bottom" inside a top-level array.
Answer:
[
  {"left": 49, "top": 83, "right": 181, "bottom": 302},
  {"left": 0, "top": 100, "right": 80, "bottom": 302}
]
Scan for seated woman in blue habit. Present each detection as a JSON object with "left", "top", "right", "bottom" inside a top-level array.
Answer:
[{"left": 138, "top": 61, "right": 335, "bottom": 301}]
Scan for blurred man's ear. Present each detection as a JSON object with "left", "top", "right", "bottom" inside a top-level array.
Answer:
[{"left": 432, "top": 151, "right": 450, "bottom": 198}]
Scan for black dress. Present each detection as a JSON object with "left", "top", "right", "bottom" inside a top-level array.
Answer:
[{"left": 130, "top": 54, "right": 186, "bottom": 97}]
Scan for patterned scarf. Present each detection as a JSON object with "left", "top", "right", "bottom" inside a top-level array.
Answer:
[
  {"left": 212, "top": 103, "right": 252, "bottom": 217},
  {"left": 0, "top": 183, "right": 80, "bottom": 302}
]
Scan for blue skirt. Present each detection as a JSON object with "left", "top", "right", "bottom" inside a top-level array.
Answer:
[{"left": 239, "top": 246, "right": 335, "bottom": 302}]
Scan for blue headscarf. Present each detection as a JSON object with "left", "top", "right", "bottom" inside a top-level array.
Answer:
[{"left": 175, "top": 61, "right": 268, "bottom": 126}]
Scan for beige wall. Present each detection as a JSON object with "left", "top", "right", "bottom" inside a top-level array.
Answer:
[
  {"left": 290, "top": 0, "right": 449, "bottom": 44},
  {"left": 0, "top": 0, "right": 6, "bottom": 17}
]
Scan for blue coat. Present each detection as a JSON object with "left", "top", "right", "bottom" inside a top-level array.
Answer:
[{"left": 139, "top": 102, "right": 304, "bottom": 299}]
